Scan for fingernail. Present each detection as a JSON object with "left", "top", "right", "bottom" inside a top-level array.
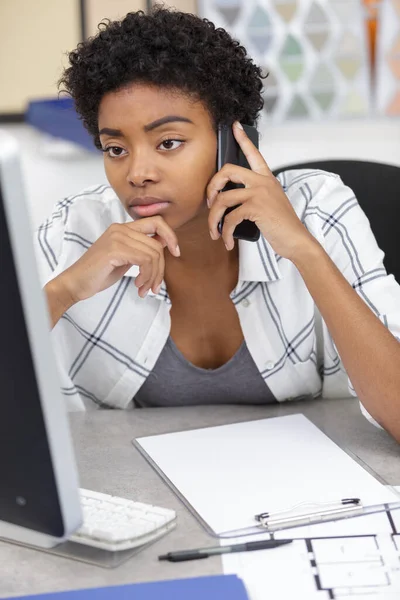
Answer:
[
  {"left": 234, "top": 121, "right": 243, "bottom": 130},
  {"left": 210, "top": 229, "right": 217, "bottom": 241},
  {"left": 207, "top": 197, "right": 211, "bottom": 208},
  {"left": 225, "top": 242, "right": 230, "bottom": 251},
  {"left": 175, "top": 245, "right": 181, "bottom": 257},
  {"left": 154, "top": 283, "right": 161, "bottom": 295}
]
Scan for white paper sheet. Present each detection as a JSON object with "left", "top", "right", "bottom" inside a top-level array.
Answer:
[
  {"left": 221, "top": 488, "right": 400, "bottom": 599},
  {"left": 136, "top": 414, "right": 398, "bottom": 536}
]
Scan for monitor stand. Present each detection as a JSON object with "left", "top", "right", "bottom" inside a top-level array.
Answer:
[{"left": 0, "top": 535, "right": 156, "bottom": 568}]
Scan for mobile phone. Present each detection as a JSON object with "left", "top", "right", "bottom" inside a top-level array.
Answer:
[{"left": 216, "top": 123, "right": 260, "bottom": 242}]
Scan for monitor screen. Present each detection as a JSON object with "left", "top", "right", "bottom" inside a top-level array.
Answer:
[{"left": 0, "top": 132, "right": 81, "bottom": 548}]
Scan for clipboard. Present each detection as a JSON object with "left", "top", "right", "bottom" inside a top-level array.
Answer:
[{"left": 133, "top": 414, "right": 400, "bottom": 539}]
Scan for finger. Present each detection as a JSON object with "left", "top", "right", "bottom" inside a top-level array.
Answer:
[
  {"left": 208, "top": 188, "right": 252, "bottom": 239},
  {"left": 138, "top": 244, "right": 165, "bottom": 296},
  {"left": 232, "top": 121, "right": 271, "bottom": 176},
  {"left": 151, "top": 248, "right": 165, "bottom": 294},
  {"left": 148, "top": 234, "right": 166, "bottom": 293},
  {"left": 152, "top": 234, "right": 168, "bottom": 248},
  {"left": 107, "top": 239, "right": 155, "bottom": 298},
  {"left": 135, "top": 250, "right": 159, "bottom": 298},
  {"left": 126, "top": 216, "right": 180, "bottom": 257},
  {"left": 207, "top": 163, "right": 259, "bottom": 205},
  {"left": 119, "top": 226, "right": 166, "bottom": 256},
  {"left": 129, "top": 233, "right": 166, "bottom": 295},
  {"left": 219, "top": 203, "right": 258, "bottom": 251},
  {"left": 133, "top": 245, "right": 161, "bottom": 296},
  {"left": 111, "top": 228, "right": 161, "bottom": 288},
  {"left": 116, "top": 228, "right": 165, "bottom": 296},
  {"left": 118, "top": 239, "right": 159, "bottom": 295}
]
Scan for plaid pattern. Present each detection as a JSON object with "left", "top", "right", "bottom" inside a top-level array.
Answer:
[{"left": 33, "top": 171, "right": 400, "bottom": 423}]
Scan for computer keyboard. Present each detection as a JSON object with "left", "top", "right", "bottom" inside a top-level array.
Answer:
[{"left": 69, "top": 488, "right": 177, "bottom": 552}]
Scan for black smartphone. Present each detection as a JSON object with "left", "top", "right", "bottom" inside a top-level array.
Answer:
[{"left": 216, "top": 123, "right": 260, "bottom": 242}]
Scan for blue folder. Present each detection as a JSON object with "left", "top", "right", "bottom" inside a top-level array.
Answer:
[
  {"left": 25, "top": 98, "right": 97, "bottom": 152},
  {"left": 11, "top": 574, "right": 248, "bottom": 600}
]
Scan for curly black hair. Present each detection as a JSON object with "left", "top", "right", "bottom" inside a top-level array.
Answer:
[{"left": 58, "top": 5, "right": 265, "bottom": 149}]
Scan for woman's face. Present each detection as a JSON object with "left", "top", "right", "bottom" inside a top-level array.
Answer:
[{"left": 98, "top": 83, "right": 217, "bottom": 231}]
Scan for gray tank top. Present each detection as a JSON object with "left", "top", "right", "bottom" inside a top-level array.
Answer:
[{"left": 134, "top": 336, "right": 276, "bottom": 407}]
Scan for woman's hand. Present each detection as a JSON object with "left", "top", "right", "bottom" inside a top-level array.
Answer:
[
  {"left": 52, "top": 216, "right": 180, "bottom": 305},
  {"left": 207, "top": 122, "right": 316, "bottom": 260}
]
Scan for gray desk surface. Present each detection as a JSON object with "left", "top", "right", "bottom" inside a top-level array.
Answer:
[{"left": 1, "top": 397, "right": 399, "bottom": 598}]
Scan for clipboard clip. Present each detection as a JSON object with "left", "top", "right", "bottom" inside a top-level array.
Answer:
[{"left": 255, "top": 498, "right": 363, "bottom": 531}]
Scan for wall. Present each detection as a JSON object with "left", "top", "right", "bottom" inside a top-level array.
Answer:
[
  {"left": 0, "top": 0, "right": 80, "bottom": 114},
  {"left": 84, "top": 0, "right": 146, "bottom": 37},
  {"left": 85, "top": 0, "right": 197, "bottom": 36},
  {"left": 163, "top": 1, "right": 197, "bottom": 13},
  {"left": 0, "top": 0, "right": 198, "bottom": 115},
  {"left": 1, "top": 0, "right": 398, "bottom": 231}
]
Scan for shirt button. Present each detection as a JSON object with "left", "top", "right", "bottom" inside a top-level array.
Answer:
[
  {"left": 265, "top": 361, "right": 274, "bottom": 370},
  {"left": 241, "top": 298, "right": 250, "bottom": 307}
]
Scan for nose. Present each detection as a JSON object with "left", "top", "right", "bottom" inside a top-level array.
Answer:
[{"left": 126, "top": 151, "right": 159, "bottom": 187}]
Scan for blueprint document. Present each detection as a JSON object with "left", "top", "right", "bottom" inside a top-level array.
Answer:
[{"left": 222, "top": 488, "right": 400, "bottom": 599}]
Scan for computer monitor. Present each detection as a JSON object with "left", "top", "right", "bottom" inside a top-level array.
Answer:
[{"left": 0, "top": 131, "right": 82, "bottom": 548}]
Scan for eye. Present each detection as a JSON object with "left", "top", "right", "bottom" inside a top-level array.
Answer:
[
  {"left": 102, "top": 146, "right": 128, "bottom": 158},
  {"left": 158, "top": 139, "right": 184, "bottom": 151}
]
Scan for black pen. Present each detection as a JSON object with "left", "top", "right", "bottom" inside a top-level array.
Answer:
[{"left": 158, "top": 538, "right": 292, "bottom": 562}]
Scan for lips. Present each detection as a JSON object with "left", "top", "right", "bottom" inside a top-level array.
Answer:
[
  {"left": 129, "top": 196, "right": 168, "bottom": 207},
  {"left": 128, "top": 197, "right": 171, "bottom": 218}
]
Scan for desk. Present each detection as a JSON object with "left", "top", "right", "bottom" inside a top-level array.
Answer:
[{"left": 1, "top": 397, "right": 399, "bottom": 598}]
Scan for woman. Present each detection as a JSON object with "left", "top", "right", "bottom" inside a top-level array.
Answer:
[{"left": 38, "top": 7, "right": 400, "bottom": 439}]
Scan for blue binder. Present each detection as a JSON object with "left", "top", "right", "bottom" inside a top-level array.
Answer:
[
  {"left": 11, "top": 574, "right": 248, "bottom": 600},
  {"left": 25, "top": 98, "right": 97, "bottom": 152}
]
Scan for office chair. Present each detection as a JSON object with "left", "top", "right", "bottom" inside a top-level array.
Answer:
[{"left": 273, "top": 160, "right": 400, "bottom": 284}]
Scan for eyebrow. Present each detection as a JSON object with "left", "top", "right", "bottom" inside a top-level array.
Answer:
[
  {"left": 98, "top": 115, "right": 194, "bottom": 138},
  {"left": 144, "top": 115, "right": 194, "bottom": 131}
]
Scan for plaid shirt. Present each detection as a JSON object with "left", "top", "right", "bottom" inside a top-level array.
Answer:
[{"left": 34, "top": 170, "right": 400, "bottom": 424}]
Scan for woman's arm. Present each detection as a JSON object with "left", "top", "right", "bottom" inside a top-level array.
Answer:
[
  {"left": 45, "top": 276, "right": 76, "bottom": 329},
  {"left": 207, "top": 123, "right": 400, "bottom": 441},
  {"left": 293, "top": 238, "right": 400, "bottom": 441}
]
